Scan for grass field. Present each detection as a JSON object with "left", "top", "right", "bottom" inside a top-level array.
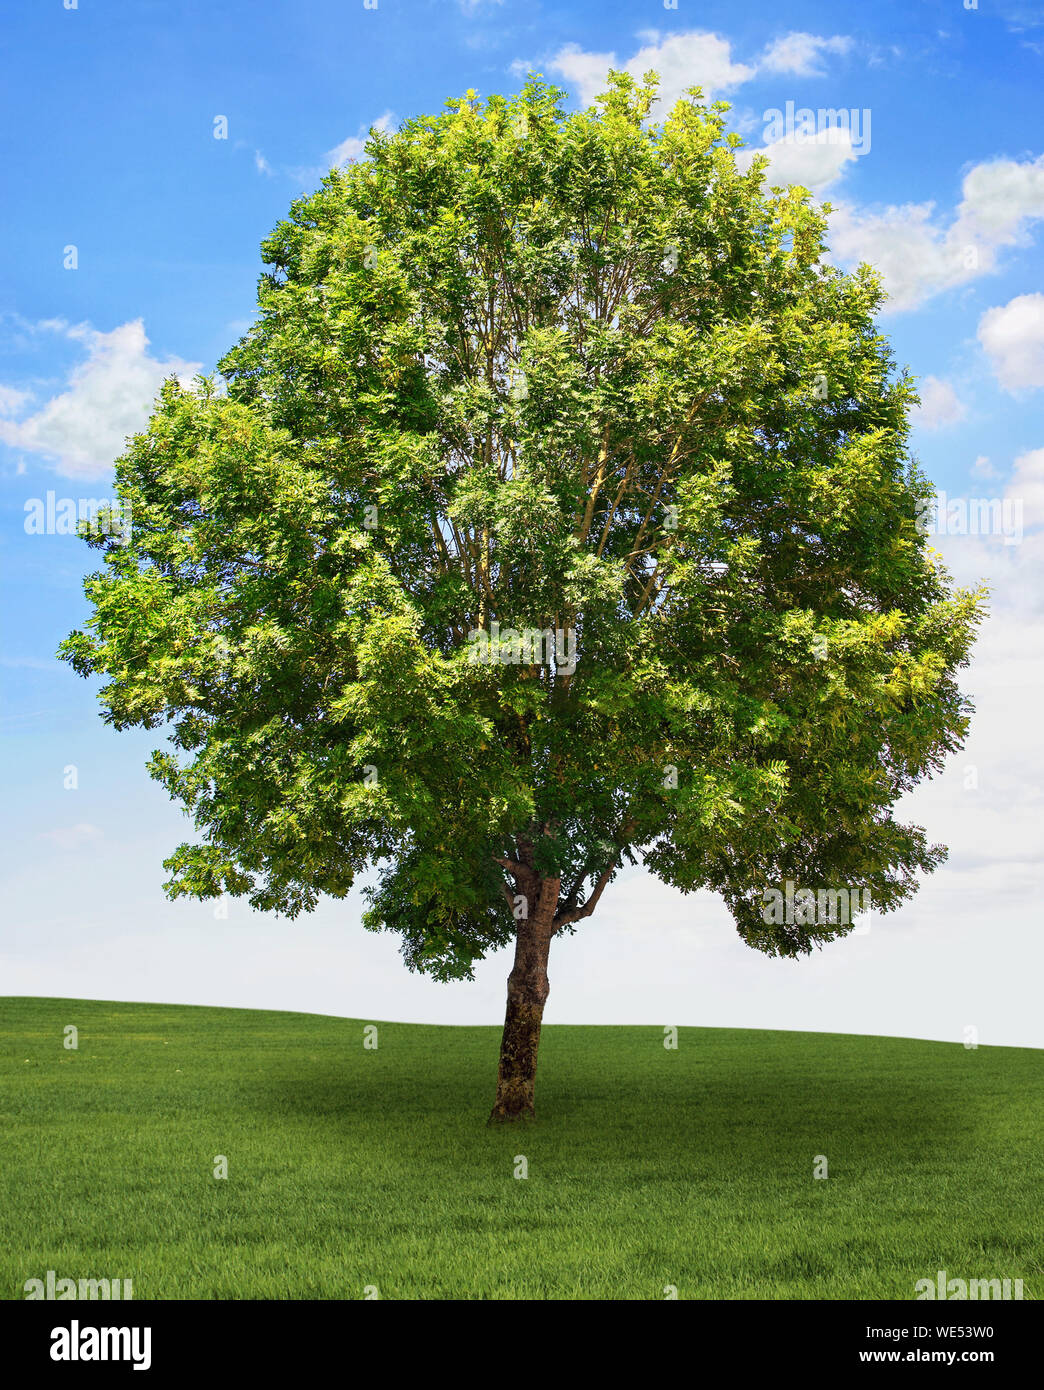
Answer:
[{"left": 0, "top": 996, "right": 1040, "bottom": 1300}]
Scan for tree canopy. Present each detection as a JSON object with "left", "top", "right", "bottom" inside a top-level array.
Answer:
[{"left": 61, "top": 73, "right": 984, "bottom": 1116}]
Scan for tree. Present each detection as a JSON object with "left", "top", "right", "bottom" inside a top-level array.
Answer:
[{"left": 61, "top": 74, "right": 984, "bottom": 1123}]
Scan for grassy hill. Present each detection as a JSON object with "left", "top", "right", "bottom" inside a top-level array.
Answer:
[{"left": 1, "top": 996, "right": 1039, "bottom": 1300}]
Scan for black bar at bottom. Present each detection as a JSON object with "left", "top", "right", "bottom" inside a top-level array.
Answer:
[{"left": 0, "top": 1299, "right": 1033, "bottom": 1375}]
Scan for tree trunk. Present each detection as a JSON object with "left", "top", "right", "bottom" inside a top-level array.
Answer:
[{"left": 488, "top": 913, "right": 554, "bottom": 1123}]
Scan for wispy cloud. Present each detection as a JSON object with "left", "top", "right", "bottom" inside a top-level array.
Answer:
[
  {"left": 0, "top": 384, "right": 31, "bottom": 415},
  {"left": 758, "top": 32, "right": 852, "bottom": 77},
  {"left": 39, "top": 824, "right": 105, "bottom": 851},
  {"left": 326, "top": 111, "right": 396, "bottom": 170}
]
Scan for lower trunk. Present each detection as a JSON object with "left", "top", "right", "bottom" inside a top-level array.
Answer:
[{"left": 488, "top": 918, "right": 553, "bottom": 1123}]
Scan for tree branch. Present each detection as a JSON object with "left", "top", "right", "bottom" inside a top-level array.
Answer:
[
  {"left": 552, "top": 816, "right": 636, "bottom": 931},
  {"left": 553, "top": 859, "right": 617, "bottom": 930}
]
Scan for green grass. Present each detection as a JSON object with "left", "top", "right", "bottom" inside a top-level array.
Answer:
[{"left": 1, "top": 996, "right": 1040, "bottom": 1300}]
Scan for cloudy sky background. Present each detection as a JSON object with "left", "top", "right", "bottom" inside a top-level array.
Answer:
[{"left": 2, "top": 0, "right": 1042, "bottom": 1047}]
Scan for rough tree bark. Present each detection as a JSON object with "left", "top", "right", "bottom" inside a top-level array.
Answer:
[
  {"left": 488, "top": 831, "right": 627, "bottom": 1122},
  {"left": 488, "top": 871, "right": 559, "bottom": 1123}
]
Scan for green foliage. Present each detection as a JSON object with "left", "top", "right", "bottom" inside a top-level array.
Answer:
[{"left": 61, "top": 72, "right": 984, "bottom": 975}]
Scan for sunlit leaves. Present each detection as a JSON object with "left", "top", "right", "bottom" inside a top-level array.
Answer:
[{"left": 60, "top": 70, "right": 983, "bottom": 973}]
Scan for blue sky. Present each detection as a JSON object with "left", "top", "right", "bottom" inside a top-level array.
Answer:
[{"left": 2, "top": 0, "right": 1043, "bottom": 1045}]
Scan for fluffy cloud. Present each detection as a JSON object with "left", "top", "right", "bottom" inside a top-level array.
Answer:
[
  {"left": 959, "top": 156, "right": 1044, "bottom": 243},
  {"left": 828, "top": 155, "right": 1044, "bottom": 313},
  {"left": 546, "top": 29, "right": 856, "bottom": 110},
  {"left": 548, "top": 31, "right": 757, "bottom": 109},
  {"left": 828, "top": 201, "right": 952, "bottom": 311},
  {"left": 978, "top": 292, "right": 1044, "bottom": 392},
  {"left": 0, "top": 320, "right": 199, "bottom": 480},
  {"left": 1006, "top": 447, "right": 1044, "bottom": 522},
  {"left": 911, "top": 376, "right": 968, "bottom": 430},
  {"left": 758, "top": 32, "right": 852, "bottom": 77},
  {"left": 738, "top": 125, "right": 858, "bottom": 192},
  {"left": 546, "top": 44, "right": 618, "bottom": 108}
]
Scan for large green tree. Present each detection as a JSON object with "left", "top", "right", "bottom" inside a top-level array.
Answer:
[{"left": 62, "top": 75, "right": 983, "bottom": 1122}]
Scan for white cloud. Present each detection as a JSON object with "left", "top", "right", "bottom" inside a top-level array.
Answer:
[
  {"left": 254, "top": 150, "right": 272, "bottom": 176},
  {"left": 39, "top": 824, "right": 104, "bottom": 851},
  {"left": 1006, "top": 447, "right": 1044, "bottom": 521},
  {"left": 973, "top": 454, "right": 998, "bottom": 479},
  {"left": 759, "top": 32, "right": 852, "bottom": 77},
  {"left": 457, "top": 0, "right": 504, "bottom": 12},
  {"left": 549, "top": 31, "right": 756, "bottom": 110},
  {"left": 327, "top": 111, "right": 395, "bottom": 169},
  {"left": 912, "top": 376, "right": 968, "bottom": 430},
  {"left": 547, "top": 43, "right": 623, "bottom": 108},
  {"left": 544, "top": 28, "right": 855, "bottom": 112},
  {"left": 738, "top": 125, "right": 857, "bottom": 192},
  {"left": 978, "top": 292, "right": 1044, "bottom": 392},
  {"left": 829, "top": 155, "right": 1044, "bottom": 313},
  {"left": 0, "top": 384, "right": 31, "bottom": 415},
  {"left": 828, "top": 201, "right": 951, "bottom": 311},
  {"left": 0, "top": 320, "right": 200, "bottom": 480},
  {"left": 959, "top": 156, "right": 1044, "bottom": 243}
]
